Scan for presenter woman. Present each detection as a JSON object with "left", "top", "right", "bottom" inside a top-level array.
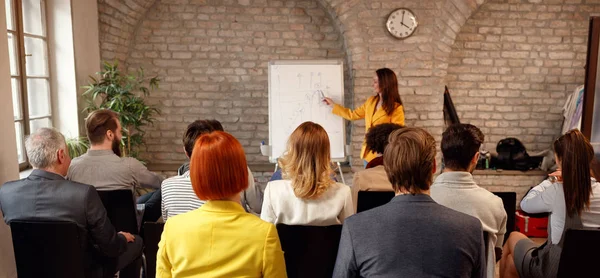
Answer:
[{"left": 323, "top": 68, "right": 405, "bottom": 165}]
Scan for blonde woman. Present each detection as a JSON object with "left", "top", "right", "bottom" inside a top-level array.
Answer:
[{"left": 260, "top": 122, "right": 354, "bottom": 226}]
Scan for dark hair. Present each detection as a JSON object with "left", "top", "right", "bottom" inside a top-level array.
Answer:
[
  {"left": 183, "top": 120, "right": 223, "bottom": 156},
  {"left": 441, "top": 124, "right": 484, "bottom": 171},
  {"left": 86, "top": 109, "right": 119, "bottom": 145},
  {"left": 365, "top": 123, "right": 404, "bottom": 154},
  {"left": 554, "top": 129, "right": 594, "bottom": 216},
  {"left": 376, "top": 68, "right": 403, "bottom": 116},
  {"left": 384, "top": 127, "right": 436, "bottom": 194}
]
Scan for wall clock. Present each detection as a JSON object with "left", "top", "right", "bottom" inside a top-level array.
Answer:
[{"left": 386, "top": 8, "right": 418, "bottom": 39}]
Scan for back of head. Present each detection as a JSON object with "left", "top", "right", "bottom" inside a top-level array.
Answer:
[
  {"left": 189, "top": 131, "right": 248, "bottom": 200},
  {"left": 182, "top": 119, "right": 223, "bottom": 157},
  {"left": 553, "top": 129, "right": 594, "bottom": 216},
  {"left": 384, "top": 127, "right": 436, "bottom": 194},
  {"left": 86, "top": 109, "right": 119, "bottom": 145},
  {"left": 376, "top": 68, "right": 402, "bottom": 115},
  {"left": 25, "top": 127, "right": 66, "bottom": 169},
  {"left": 365, "top": 123, "right": 404, "bottom": 154},
  {"left": 279, "top": 122, "right": 333, "bottom": 199},
  {"left": 441, "top": 124, "right": 484, "bottom": 171}
]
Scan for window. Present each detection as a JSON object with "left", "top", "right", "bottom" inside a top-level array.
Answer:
[{"left": 5, "top": 0, "right": 52, "bottom": 169}]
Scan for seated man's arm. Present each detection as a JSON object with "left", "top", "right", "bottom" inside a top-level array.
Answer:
[
  {"left": 495, "top": 201, "right": 508, "bottom": 262},
  {"left": 332, "top": 224, "right": 359, "bottom": 278},
  {"left": 85, "top": 186, "right": 126, "bottom": 257},
  {"left": 128, "top": 158, "right": 163, "bottom": 189}
]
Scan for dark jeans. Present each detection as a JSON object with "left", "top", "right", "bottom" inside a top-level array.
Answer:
[
  {"left": 137, "top": 189, "right": 162, "bottom": 223},
  {"left": 97, "top": 235, "right": 143, "bottom": 278}
]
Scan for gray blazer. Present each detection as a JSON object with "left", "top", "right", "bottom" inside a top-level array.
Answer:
[
  {"left": 0, "top": 170, "right": 126, "bottom": 272},
  {"left": 333, "top": 194, "right": 486, "bottom": 278}
]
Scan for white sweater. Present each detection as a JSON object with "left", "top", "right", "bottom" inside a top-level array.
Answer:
[
  {"left": 521, "top": 178, "right": 600, "bottom": 244},
  {"left": 260, "top": 180, "right": 354, "bottom": 226}
]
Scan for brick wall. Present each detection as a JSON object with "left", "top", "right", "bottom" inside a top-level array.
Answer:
[
  {"left": 124, "top": 0, "right": 347, "bottom": 163},
  {"left": 96, "top": 0, "right": 592, "bottom": 166},
  {"left": 446, "top": 0, "right": 591, "bottom": 153}
]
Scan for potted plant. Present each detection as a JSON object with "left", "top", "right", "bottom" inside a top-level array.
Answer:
[
  {"left": 66, "top": 137, "right": 89, "bottom": 159},
  {"left": 82, "top": 61, "right": 160, "bottom": 159}
]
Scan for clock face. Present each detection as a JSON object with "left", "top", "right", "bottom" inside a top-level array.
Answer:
[{"left": 386, "top": 8, "right": 418, "bottom": 39}]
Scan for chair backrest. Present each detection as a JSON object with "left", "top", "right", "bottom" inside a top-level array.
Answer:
[
  {"left": 557, "top": 228, "right": 600, "bottom": 278},
  {"left": 357, "top": 191, "right": 395, "bottom": 213},
  {"left": 492, "top": 191, "right": 516, "bottom": 243},
  {"left": 276, "top": 224, "right": 343, "bottom": 278},
  {"left": 10, "top": 220, "right": 85, "bottom": 278},
  {"left": 97, "top": 190, "right": 138, "bottom": 234},
  {"left": 143, "top": 222, "right": 165, "bottom": 278}
]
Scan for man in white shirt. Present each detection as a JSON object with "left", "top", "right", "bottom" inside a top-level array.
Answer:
[
  {"left": 431, "top": 124, "right": 507, "bottom": 278},
  {"left": 162, "top": 120, "right": 260, "bottom": 220}
]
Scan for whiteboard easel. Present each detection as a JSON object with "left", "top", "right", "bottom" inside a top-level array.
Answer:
[{"left": 266, "top": 60, "right": 347, "bottom": 184}]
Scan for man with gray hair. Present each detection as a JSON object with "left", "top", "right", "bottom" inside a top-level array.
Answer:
[{"left": 0, "top": 128, "right": 143, "bottom": 277}]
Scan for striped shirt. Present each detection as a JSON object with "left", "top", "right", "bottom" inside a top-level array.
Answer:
[
  {"left": 161, "top": 167, "right": 261, "bottom": 220},
  {"left": 161, "top": 170, "right": 205, "bottom": 220}
]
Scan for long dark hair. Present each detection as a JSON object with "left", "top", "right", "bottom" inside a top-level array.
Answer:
[
  {"left": 375, "top": 68, "right": 403, "bottom": 116},
  {"left": 553, "top": 129, "right": 594, "bottom": 216}
]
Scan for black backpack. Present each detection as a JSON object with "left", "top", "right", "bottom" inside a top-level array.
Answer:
[{"left": 495, "top": 138, "right": 533, "bottom": 171}]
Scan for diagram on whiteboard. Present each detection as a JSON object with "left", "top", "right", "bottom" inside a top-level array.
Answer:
[{"left": 269, "top": 62, "right": 345, "bottom": 162}]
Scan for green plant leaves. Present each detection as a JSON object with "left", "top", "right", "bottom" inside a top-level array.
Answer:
[{"left": 82, "top": 61, "right": 161, "bottom": 160}]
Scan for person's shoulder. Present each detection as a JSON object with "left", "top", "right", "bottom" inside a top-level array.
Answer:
[
  {"left": 437, "top": 204, "right": 481, "bottom": 227},
  {"left": 330, "top": 182, "right": 351, "bottom": 193},
  {"left": 265, "top": 180, "right": 291, "bottom": 191},
  {"left": 161, "top": 173, "right": 190, "bottom": 187}
]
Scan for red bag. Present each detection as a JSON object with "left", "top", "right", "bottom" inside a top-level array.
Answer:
[{"left": 515, "top": 210, "right": 549, "bottom": 238}]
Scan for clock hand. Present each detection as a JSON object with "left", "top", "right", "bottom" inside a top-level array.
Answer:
[{"left": 401, "top": 22, "right": 409, "bottom": 28}]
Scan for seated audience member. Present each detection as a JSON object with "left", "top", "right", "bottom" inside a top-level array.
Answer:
[
  {"left": 157, "top": 131, "right": 286, "bottom": 277},
  {"left": 500, "top": 129, "right": 600, "bottom": 278},
  {"left": 67, "top": 109, "right": 163, "bottom": 223},
  {"left": 430, "top": 124, "right": 507, "bottom": 278},
  {"left": 261, "top": 122, "right": 353, "bottom": 225},
  {"left": 333, "top": 127, "right": 485, "bottom": 278},
  {"left": 0, "top": 128, "right": 142, "bottom": 277},
  {"left": 352, "top": 123, "right": 403, "bottom": 211},
  {"left": 171, "top": 119, "right": 262, "bottom": 217},
  {"left": 363, "top": 123, "right": 403, "bottom": 169}
]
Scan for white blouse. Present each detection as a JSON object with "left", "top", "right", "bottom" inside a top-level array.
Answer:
[
  {"left": 260, "top": 180, "right": 354, "bottom": 226},
  {"left": 520, "top": 178, "right": 600, "bottom": 244}
]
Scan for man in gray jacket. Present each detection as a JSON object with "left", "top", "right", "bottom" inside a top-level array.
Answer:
[
  {"left": 333, "top": 127, "right": 486, "bottom": 278},
  {"left": 0, "top": 128, "right": 142, "bottom": 277}
]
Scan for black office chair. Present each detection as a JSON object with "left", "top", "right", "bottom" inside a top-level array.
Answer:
[
  {"left": 276, "top": 224, "right": 343, "bottom": 278},
  {"left": 97, "top": 190, "right": 139, "bottom": 234},
  {"left": 357, "top": 191, "right": 395, "bottom": 213},
  {"left": 492, "top": 191, "right": 516, "bottom": 243},
  {"left": 10, "top": 220, "right": 85, "bottom": 278},
  {"left": 143, "top": 222, "right": 165, "bottom": 278},
  {"left": 557, "top": 228, "right": 600, "bottom": 278},
  {"left": 97, "top": 190, "right": 141, "bottom": 278}
]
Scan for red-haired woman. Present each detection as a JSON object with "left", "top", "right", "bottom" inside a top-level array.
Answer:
[
  {"left": 323, "top": 68, "right": 405, "bottom": 166},
  {"left": 157, "top": 131, "right": 287, "bottom": 277},
  {"left": 499, "top": 129, "right": 600, "bottom": 278}
]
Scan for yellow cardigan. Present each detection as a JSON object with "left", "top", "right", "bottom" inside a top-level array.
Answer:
[
  {"left": 332, "top": 96, "right": 405, "bottom": 162},
  {"left": 156, "top": 201, "right": 287, "bottom": 278}
]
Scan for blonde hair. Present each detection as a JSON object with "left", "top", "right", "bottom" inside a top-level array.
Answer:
[
  {"left": 279, "top": 122, "right": 334, "bottom": 199},
  {"left": 384, "top": 127, "right": 436, "bottom": 194}
]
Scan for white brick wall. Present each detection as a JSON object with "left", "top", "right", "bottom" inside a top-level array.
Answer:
[
  {"left": 97, "top": 0, "right": 591, "bottom": 167},
  {"left": 446, "top": 0, "right": 590, "bottom": 153}
]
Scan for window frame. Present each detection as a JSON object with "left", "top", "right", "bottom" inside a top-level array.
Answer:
[{"left": 6, "top": 0, "right": 53, "bottom": 170}]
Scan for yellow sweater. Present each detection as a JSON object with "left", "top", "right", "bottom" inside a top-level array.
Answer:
[
  {"left": 157, "top": 200, "right": 287, "bottom": 278},
  {"left": 332, "top": 95, "right": 405, "bottom": 162}
]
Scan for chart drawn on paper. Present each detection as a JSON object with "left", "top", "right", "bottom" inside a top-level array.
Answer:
[{"left": 268, "top": 61, "right": 345, "bottom": 162}]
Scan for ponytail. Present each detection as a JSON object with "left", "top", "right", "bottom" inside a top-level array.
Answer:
[{"left": 553, "top": 129, "right": 594, "bottom": 216}]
